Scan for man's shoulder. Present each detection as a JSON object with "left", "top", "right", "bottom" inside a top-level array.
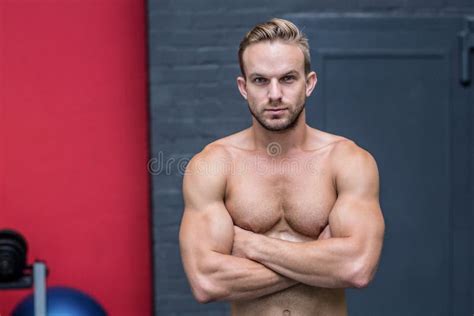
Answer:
[
  {"left": 306, "top": 127, "right": 376, "bottom": 167},
  {"left": 188, "top": 142, "right": 231, "bottom": 173},
  {"left": 323, "top": 133, "right": 377, "bottom": 175},
  {"left": 331, "top": 138, "right": 373, "bottom": 161},
  {"left": 183, "top": 142, "right": 231, "bottom": 205},
  {"left": 212, "top": 128, "right": 251, "bottom": 148},
  {"left": 198, "top": 128, "right": 250, "bottom": 159},
  {"left": 308, "top": 128, "right": 352, "bottom": 152},
  {"left": 186, "top": 131, "right": 247, "bottom": 177}
]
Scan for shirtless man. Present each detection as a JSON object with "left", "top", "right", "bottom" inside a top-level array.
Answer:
[{"left": 179, "top": 18, "right": 385, "bottom": 316}]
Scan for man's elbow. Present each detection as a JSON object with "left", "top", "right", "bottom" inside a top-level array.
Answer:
[
  {"left": 350, "top": 272, "right": 372, "bottom": 289},
  {"left": 190, "top": 275, "right": 226, "bottom": 304},
  {"left": 346, "top": 260, "right": 377, "bottom": 289},
  {"left": 193, "top": 290, "right": 213, "bottom": 304},
  {"left": 190, "top": 283, "right": 212, "bottom": 304}
]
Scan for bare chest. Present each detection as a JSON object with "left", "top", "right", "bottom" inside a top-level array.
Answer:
[{"left": 224, "top": 153, "right": 337, "bottom": 239}]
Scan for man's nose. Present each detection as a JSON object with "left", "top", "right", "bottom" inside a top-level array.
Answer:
[{"left": 268, "top": 79, "right": 283, "bottom": 102}]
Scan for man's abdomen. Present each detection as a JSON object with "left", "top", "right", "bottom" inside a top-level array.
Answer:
[{"left": 230, "top": 285, "right": 347, "bottom": 316}]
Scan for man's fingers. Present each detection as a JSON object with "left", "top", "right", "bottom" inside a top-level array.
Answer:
[{"left": 318, "top": 224, "right": 332, "bottom": 240}]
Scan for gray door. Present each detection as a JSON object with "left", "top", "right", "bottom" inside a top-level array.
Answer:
[{"left": 286, "top": 14, "right": 473, "bottom": 316}]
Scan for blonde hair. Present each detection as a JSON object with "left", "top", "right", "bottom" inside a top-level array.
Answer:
[{"left": 238, "top": 18, "right": 311, "bottom": 77}]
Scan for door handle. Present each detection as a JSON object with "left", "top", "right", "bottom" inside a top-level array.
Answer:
[{"left": 459, "top": 17, "right": 474, "bottom": 85}]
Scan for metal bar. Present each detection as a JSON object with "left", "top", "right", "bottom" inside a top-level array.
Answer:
[{"left": 33, "top": 262, "right": 47, "bottom": 316}]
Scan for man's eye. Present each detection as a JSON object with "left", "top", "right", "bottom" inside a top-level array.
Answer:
[
  {"left": 254, "top": 77, "right": 268, "bottom": 84},
  {"left": 281, "top": 75, "right": 296, "bottom": 83}
]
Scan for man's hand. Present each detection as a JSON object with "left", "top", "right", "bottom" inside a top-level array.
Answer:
[
  {"left": 232, "top": 224, "right": 332, "bottom": 259},
  {"left": 318, "top": 224, "right": 332, "bottom": 240},
  {"left": 231, "top": 225, "right": 256, "bottom": 259}
]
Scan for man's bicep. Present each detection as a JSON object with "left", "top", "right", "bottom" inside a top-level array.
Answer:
[
  {"left": 328, "top": 195, "right": 384, "bottom": 245},
  {"left": 179, "top": 147, "right": 235, "bottom": 268},
  {"left": 179, "top": 200, "right": 237, "bottom": 302},
  {"left": 180, "top": 203, "right": 234, "bottom": 259},
  {"left": 328, "top": 143, "right": 385, "bottom": 251}
]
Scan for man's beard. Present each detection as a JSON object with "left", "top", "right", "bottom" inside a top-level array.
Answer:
[{"left": 247, "top": 102, "right": 305, "bottom": 132}]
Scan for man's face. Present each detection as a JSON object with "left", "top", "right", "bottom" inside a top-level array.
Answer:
[{"left": 237, "top": 40, "right": 317, "bottom": 132}]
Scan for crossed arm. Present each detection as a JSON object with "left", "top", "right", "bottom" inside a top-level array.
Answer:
[
  {"left": 179, "top": 142, "right": 385, "bottom": 303},
  {"left": 179, "top": 145, "right": 297, "bottom": 303}
]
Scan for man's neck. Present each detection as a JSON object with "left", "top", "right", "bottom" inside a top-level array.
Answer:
[{"left": 251, "top": 112, "right": 308, "bottom": 156}]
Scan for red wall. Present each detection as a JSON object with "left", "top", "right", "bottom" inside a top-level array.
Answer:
[{"left": 0, "top": 1, "right": 152, "bottom": 315}]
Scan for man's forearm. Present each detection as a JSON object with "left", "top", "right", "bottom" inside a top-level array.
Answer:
[
  {"left": 245, "top": 234, "right": 359, "bottom": 288},
  {"left": 197, "top": 250, "right": 298, "bottom": 302}
]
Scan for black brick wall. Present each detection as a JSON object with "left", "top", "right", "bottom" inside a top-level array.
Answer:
[{"left": 147, "top": 1, "right": 474, "bottom": 315}]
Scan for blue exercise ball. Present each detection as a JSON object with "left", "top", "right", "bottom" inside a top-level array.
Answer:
[{"left": 12, "top": 286, "right": 107, "bottom": 316}]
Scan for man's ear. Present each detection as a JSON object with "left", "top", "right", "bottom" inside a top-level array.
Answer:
[
  {"left": 305, "top": 71, "right": 317, "bottom": 97},
  {"left": 237, "top": 76, "right": 248, "bottom": 100}
]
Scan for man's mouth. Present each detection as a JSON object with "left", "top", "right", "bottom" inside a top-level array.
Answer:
[{"left": 265, "top": 108, "right": 287, "bottom": 115}]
